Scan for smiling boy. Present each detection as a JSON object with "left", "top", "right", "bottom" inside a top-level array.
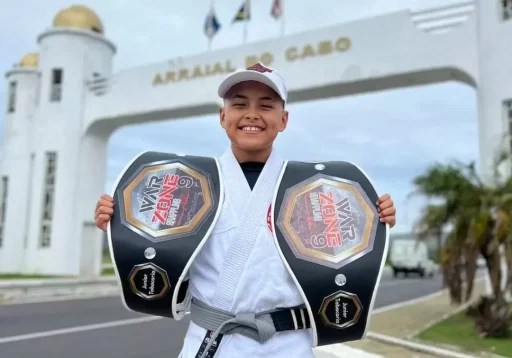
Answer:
[{"left": 94, "top": 63, "right": 396, "bottom": 358}]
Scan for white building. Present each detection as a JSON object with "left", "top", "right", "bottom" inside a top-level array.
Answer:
[{"left": 1, "top": 1, "right": 511, "bottom": 277}]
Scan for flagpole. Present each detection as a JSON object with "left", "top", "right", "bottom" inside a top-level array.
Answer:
[
  {"left": 243, "top": 0, "right": 249, "bottom": 44},
  {"left": 209, "top": 0, "right": 212, "bottom": 51},
  {"left": 207, "top": 0, "right": 214, "bottom": 51},
  {"left": 280, "top": 0, "right": 285, "bottom": 37}
]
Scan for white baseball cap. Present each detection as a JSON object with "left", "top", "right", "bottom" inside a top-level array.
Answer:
[{"left": 217, "top": 63, "right": 288, "bottom": 102}]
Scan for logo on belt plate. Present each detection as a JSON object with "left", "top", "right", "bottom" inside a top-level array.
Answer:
[
  {"left": 119, "top": 162, "right": 215, "bottom": 242},
  {"left": 276, "top": 173, "right": 379, "bottom": 269}
]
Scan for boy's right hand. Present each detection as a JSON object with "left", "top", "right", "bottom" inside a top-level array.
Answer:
[{"left": 94, "top": 194, "right": 114, "bottom": 232}]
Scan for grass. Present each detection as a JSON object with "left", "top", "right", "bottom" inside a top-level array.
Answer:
[
  {"left": 102, "top": 267, "right": 115, "bottom": 276},
  {"left": 103, "top": 250, "right": 112, "bottom": 263},
  {"left": 102, "top": 249, "right": 115, "bottom": 276},
  {"left": 416, "top": 304, "right": 512, "bottom": 357}
]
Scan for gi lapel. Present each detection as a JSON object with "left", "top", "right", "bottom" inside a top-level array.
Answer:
[
  {"left": 217, "top": 148, "right": 252, "bottom": 224},
  {"left": 213, "top": 147, "right": 283, "bottom": 310}
]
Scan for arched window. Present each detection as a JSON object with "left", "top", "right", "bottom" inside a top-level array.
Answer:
[
  {"left": 50, "top": 68, "right": 63, "bottom": 102},
  {"left": 7, "top": 81, "right": 16, "bottom": 113},
  {"left": 39, "top": 151, "right": 57, "bottom": 248}
]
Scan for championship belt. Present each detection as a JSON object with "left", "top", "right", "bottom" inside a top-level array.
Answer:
[
  {"left": 270, "top": 160, "right": 389, "bottom": 346},
  {"left": 107, "top": 151, "right": 223, "bottom": 319}
]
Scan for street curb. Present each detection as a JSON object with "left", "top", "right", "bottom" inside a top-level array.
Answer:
[
  {"left": 0, "top": 287, "right": 120, "bottom": 306},
  {"left": 0, "top": 276, "right": 117, "bottom": 289},
  {"left": 366, "top": 332, "right": 479, "bottom": 358},
  {"left": 0, "top": 276, "right": 120, "bottom": 306}
]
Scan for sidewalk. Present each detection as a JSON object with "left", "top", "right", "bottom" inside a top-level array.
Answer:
[
  {"left": 0, "top": 276, "right": 119, "bottom": 305},
  {"left": 344, "top": 279, "right": 488, "bottom": 358}
]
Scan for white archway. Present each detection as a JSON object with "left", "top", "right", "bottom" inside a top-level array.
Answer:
[{"left": 1, "top": 1, "right": 511, "bottom": 278}]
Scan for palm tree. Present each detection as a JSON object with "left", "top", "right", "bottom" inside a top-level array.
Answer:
[
  {"left": 410, "top": 161, "right": 480, "bottom": 300},
  {"left": 415, "top": 204, "right": 447, "bottom": 263},
  {"left": 410, "top": 154, "right": 512, "bottom": 337}
]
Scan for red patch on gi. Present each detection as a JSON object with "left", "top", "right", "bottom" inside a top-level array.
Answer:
[{"left": 267, "top": 205, "right": 273, "bottom": 233}]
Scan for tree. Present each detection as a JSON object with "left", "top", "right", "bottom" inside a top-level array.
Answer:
[
  {"left": 410, "top": 154, "right": 511, "bottom": 338},
  {"left": 415, "top": 204, "right": 447, "bottom": 263}
]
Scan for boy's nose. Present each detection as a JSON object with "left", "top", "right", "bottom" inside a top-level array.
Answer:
[{"left": 244, "top": 108, "right": 260, "bottom": 120}]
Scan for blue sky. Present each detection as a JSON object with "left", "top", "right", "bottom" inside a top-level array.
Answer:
[{"left": 0, "top": 0, "right": 479, "bottom": 233}]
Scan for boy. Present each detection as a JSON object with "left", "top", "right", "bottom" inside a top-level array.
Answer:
[{"left": 94, "top": 63, "right": 396, "bottom": 358}]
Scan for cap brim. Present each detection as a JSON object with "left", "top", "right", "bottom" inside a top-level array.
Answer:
[{"left": 217, "top": 70, "right": 285, "bottom": 101}]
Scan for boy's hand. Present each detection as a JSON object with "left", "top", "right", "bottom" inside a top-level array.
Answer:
[
  {"left": 94, "top": 194, "right": 114, "bottom": 232},
  {"left": 377, "top": 194, "right": 396, "bottom": 228}
]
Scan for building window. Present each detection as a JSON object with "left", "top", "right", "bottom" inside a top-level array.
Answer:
[
  {"left": 7, "top": 81, "right": 16, "bottom": 113},
  {"left": 0, "top": 176, "right": 8, "bottom": 248},
  {"left": 24, "top": 154, "right": 35, "bottom": 249},
  {"left": 50, "top": 68, "right": 63, "bottom": 102},
  {"left": 502, "top": 0, "right": 512, "bottom": 20},
  {"left": 39, "top": 152, "right": 57, "bottom": 248}
]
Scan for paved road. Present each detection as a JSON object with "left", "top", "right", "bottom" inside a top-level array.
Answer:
[{"left": 0, "top": 271, "right": 454, "bottom": 358}]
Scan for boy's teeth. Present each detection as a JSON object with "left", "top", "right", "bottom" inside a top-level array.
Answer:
[{"left": 242, "top": 126, "right": 262, "bottom": 132}]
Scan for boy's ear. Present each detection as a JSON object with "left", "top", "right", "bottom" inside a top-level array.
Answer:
[
  {"left": 279, "top": 110, "right": 289, "bottom": 132},
  {"left": 219, "top": 107, "right": 226, "bottom": 129}
]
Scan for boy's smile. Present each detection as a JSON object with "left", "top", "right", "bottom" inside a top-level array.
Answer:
[{"left": 239, "top": 125, "right": 264, "bottom": 133}]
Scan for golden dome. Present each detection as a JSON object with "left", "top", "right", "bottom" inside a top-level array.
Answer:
[
  {"left": 53, "top": 5, "right": 104, "bottom": 34},
  {"left": 19, "top": 53, "right": 39, "bottom": 68}
]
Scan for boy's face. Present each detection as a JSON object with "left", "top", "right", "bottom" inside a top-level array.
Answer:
[{"left": 220, "top": 81, "right": 288, "bottom": 157}]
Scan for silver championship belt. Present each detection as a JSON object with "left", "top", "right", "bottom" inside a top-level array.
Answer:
[
  {"left": 107, "top": 151, "right": 223, "bottom": 320},
  {"left": 270, "top": 160, "right": 389, "bottom": 347}
]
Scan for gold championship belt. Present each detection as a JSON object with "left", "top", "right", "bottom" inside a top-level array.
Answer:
[
  {"left": 270, "top": 160, "right": 389, "bottom": 346},
  {"left": 107, "top": 151, "right": 223, "bottom": 319}
]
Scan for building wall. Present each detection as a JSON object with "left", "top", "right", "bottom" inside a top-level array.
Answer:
[
  {"left": 0, "top": 68, "right": 39, "bottom": 273},
  {"left": 21, "top": 29, "right": 115, "bottom": 275}
]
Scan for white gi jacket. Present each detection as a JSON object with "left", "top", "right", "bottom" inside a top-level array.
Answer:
[{"left": 178, "top": 148, "right": 315, "bottom": 358}]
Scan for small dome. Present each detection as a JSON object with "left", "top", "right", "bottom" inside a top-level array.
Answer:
[
  {"left": 53, "top": 5, "right": 104, "bottom": 34},
  {"left": 19, "top": 53, "right": 39, "bottom": 68}
]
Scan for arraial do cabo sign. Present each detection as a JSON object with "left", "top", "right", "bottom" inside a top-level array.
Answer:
[{"left": 152, "top": 36, "right": 352, "bottom": 85}]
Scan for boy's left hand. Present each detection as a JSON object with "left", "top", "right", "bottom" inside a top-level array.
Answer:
[{"left": 377, "top": 194, "right": 396, "bottom": 228}]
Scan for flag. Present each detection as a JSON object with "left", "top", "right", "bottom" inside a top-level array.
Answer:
[
  {"left": 270, "top": 0, "right": 282, "bottom": 20},
  {"left": 232, "top": 0, "right": 250, "bottom": 23},
  {"left": 204, "top": 7, "right": 221, "bottom": 40}
]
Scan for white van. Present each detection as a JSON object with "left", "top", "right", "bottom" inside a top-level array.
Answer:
[{"left": 389, "top": 239, "right": 437, "bottom": 278}]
